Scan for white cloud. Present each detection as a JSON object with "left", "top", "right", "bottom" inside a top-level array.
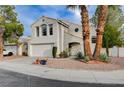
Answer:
[
  {"left": 72, "top": 9, "right": 80, "bottom": 18},
  {"left": 67, "top": 8, "right": 81, "bottom": 24}
]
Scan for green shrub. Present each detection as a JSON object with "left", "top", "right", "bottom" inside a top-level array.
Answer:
[
  {"left": 75, "top": 52, "right": 90, "bottom": 62},
  {"left": 63, "top": 50, "right": 68, "bottom": 58},
  {"left": 99, "top": 53, "right": 109, "bottom": 62},
  {"left": 76, "top": 52, "right": 84, "bottom": 59},
  {"left": 59, "top": 50, "right": 69, "bottom": 58},
  {"left": 59, "top": 52, "right": 63, "bottom": 58},
  {"left": 52, "top": 46, "right": 57, "bottom": 58},
  {"left": 83, "top": 56, "right": 90, "bottom": 63}
]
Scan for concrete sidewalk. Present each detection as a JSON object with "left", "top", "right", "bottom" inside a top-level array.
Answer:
[{"left": 0, "top": 57, "right": 124, "bottom": 85}]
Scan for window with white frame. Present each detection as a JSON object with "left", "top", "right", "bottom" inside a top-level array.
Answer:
[
  {"left": 49, "top": 24, "right": 53, "bottom": 35},
  {"left": 41, "top": 24, "right": 47, "bottom": 36}
]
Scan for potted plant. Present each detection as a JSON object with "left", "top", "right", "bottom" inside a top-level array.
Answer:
[{"left": 40, "top": 57, "right": 48, "bottom": 65}]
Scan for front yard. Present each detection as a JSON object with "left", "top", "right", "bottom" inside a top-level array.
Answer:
[
  {"left": 2, "top": 56, "right": 124, "bottom": 71},
  {"left": 41, "top": 57, "right": 124, "bottom": 71}
]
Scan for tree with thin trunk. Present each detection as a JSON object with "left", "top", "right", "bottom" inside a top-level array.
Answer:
[
  {"left": 0, "top": 27, "right": 4, "bottom": 59},
  {"left": 0, "top": 16, "right": 5, "bottom": 60},
  {"left": 67, "top": 5, "right": 92, "bottom": 59},
  {"left": 93, "top": 5, "right": 108, "bottom": 59},
  {"left": 0, "top": 6, "right": 24, "bottom": 60},
  {"left": 103, "top": 24, "right": 123, "bottom": 56}
]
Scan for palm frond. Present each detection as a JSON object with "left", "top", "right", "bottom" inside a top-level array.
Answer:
[{"left": 66, "top": 5, "right": 79, "bottom": 10}]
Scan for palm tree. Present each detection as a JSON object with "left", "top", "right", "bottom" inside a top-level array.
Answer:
[
  {"left": 67, "top": 5, "right": 92, "bottom": 59},
  {"left": 93, "top": 5, "right": 108, "bottom": 59}
]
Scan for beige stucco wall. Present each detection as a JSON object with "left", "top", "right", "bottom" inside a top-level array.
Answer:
[
  {"left": 64, "top": 32, "right": 84, "bottom": 55},
  {"left": 31, "top": 16, "right": 58, "bottom": 45}
]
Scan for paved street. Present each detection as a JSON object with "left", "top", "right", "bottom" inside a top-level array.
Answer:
[
  {"left": 0, "top": 68, "right": 124, "bottom": 87},
  {"left": 0, "top": 57, "right": 124, "bottom": 86}
]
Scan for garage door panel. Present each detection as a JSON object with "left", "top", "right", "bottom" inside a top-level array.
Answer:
[{"left": 31, "top": 44, "right": 53, "bottom": 57}]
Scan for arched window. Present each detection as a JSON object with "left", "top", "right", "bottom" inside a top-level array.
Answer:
[{"left": 41, "top": 24, "right": 47, "bottom": 36}]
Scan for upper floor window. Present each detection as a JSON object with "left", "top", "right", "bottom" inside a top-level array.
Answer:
[
  {"left": 42, "top": 19, "right": 45, "bottom": 22},
  {"left": 49, "top": 24, "right": 53, "bottom": 35},
  {"left": 75, "top": 28, "right": 79, "bottom": 32},
  {"left": 92, "top": 36, "right": 96, "bottom": 43},
  {"left": 41, "top": 24, "right": 47, "bottom": 36},
  {"left": 36, "top": 26, "right": 39, "bottom": 37}
]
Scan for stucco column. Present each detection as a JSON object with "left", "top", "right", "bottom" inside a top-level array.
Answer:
[
  {"left": 39, "top": 26, "right": 42, "bottom": 37},
  {"left": 34, "top": 27, "right": 37, "bottom": 37},
  {"left": 28, "top": 42, "right": 32, "bottom": 56},
  {"left": 47, "top": 24, "right": 49, "bottom": 36},
  {"left": 56, "top": 24, "right": 61, "bottom": 56},
  {"left": 18, "top": 44, "right": 23, "bottom": 56},
  {"left": 61, "top": 26, "right": 64, "bottom": 52}
]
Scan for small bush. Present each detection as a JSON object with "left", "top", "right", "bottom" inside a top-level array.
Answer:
[
  {"left": 75, "top": 52, "right": 90, "bottom": 62},
  {"left": 83, "top": 56, "right": 90, "bottom": 63},
  {"left": 63, "top": 51, "right": 68, "bottom": 58},
  {"left": 76, "top": 52, "right": 84, "bottom": 59},
  {"left": 59, "top": 52, "right": 63, "bottom": 58},
  {"left": 59, "top": 50, "right": 69, "bottom": 58},
  {"left": 99, "top": 53, "right": 109, "bottom": 62}
]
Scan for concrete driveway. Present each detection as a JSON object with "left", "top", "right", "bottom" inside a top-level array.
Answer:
[{"left": 0, "top": 57, "right": 124, "bottom": 85}]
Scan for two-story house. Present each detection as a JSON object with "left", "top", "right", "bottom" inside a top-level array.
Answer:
[{"left": 28, "top": 16, "right": 96, "bottom": 57}]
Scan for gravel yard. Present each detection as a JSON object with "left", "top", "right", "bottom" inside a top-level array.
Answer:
[
  {"left": 33, "top": 57, "right": 124, "bottom": 71},
  {"left": 2, "top": 56, "right": 124, "bottom": 71}
]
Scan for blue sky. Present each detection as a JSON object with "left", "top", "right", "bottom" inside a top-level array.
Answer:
[{"left": 15, "top": 5, "right": 96, "bottom": 36}]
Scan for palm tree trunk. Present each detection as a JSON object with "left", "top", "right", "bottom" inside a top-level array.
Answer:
[
  {"left": 0, "top": 33, "right": 3, "bottom": 60},
  {"left": 81, "top": 5, "right": 92, "bottom": 59},
  {"left": 93, "top": 5, "right": 108, "bottom": 59}
]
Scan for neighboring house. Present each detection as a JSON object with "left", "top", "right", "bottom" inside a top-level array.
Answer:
[
  {"left": 28, "top": 16, "right": 96, "bottom": 57},
  {"left": 4, "top": 36, "right": 30, "bottom": 56},
  {"left": 4, "top": 41, "right": 18, "bottom": 55},
  {"left": 18, "top": 36, "right": 30, "bottom": 56}
]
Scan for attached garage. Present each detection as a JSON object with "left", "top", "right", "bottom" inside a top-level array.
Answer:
[{"left": 30, "top": 44, "right": 53, "bottom": 57}]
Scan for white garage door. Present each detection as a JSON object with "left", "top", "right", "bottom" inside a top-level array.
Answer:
[{"left": 31, "top": 44, "right": 53, "bottom": 57}]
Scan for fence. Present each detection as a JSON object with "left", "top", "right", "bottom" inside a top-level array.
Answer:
[{"left": 101, "top": 47, "right": 124, "bottom": 57}]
